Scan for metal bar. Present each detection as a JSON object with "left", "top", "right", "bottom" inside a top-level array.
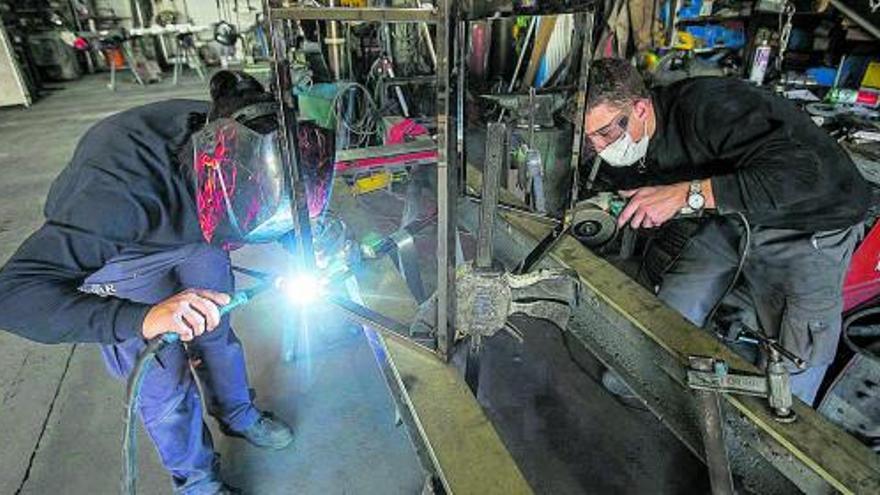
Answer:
[
  {"left": 434, "top": 0, "right": 456, "bottom": 360},
  {"left": 566, "top": 11, "right": 593, "bottom": 212},
  {"left": 361, "top": 326, "right": 441, "bottom": 491},
  {"left": 335, "top": 140, "right": 436, "bottom": 162},
  {"left": 691, "top": 358, "right": 736, "bottom": 495},
  {"left": 457, "top": 20, "right": 468, "bottom": 196},
  {"left": 328, "top": 295, "right": 438, "bottom": 358},
  {"left": 270, "top": 6, "right": 439, "bottom": 23},
  {"left": 828, "top": 0, "right": 880, "bottom": 40},
  {"left": 514, "top": 222, "right": 570, "bottom": 274},
  {"left": 266, "top": 9, "right": 319, "bottom": 362},
  {"left": 476, "top": 123, "right": 506, "bottom": 269},
  {"left": 465, "top": 122, "right": 507, "bottom": 393}
]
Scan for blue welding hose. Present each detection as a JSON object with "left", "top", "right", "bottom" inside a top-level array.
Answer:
[
  {"left": 122, "top": 333, "right": 178, "bottom": 495},
  {"left": 121, "top": 287, "right": 264, "bottom": 495}
]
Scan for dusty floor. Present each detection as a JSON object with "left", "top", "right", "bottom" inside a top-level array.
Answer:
[{"left": 0, "top": 72, "right": 706, "bottom": 494}]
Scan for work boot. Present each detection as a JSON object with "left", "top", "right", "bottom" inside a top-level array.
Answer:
[
  {"left": 222, "top": 411, "right": 294, "bottom": 450},
  {"left": 601, "top": 369, "right": 637, "bottom": 399}
]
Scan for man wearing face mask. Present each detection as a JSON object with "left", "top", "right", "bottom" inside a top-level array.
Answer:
[
  {"left": 583, "top": 58, "right": 870, "bottom": 404},
  {"left": 0, "top": 71, "right": 335, "bottom": 494}
]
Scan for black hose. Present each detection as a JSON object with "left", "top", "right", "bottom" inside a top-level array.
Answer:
[
  {"left": 120, "top": 284, "right": 269, "bottom": 495},
  {"left": 704, "top": 212, "right": 751, "bottom": 328},
  {"left": 123, "top": 336, "right": 177, "bottom": 495}
]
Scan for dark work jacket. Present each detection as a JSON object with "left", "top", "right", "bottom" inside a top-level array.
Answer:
[
  {"left": 607, "top": 77, "right": 870, "bottom": 231},
  {"left": 0, "top": 99, "right": 209, "bottom": 344}
]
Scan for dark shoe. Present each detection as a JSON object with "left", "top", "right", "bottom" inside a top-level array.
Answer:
[{"left": 222, "top": 412, "right": 294, "bottom": 450}]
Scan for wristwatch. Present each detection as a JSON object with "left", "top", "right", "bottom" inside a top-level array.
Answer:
[{"left": 682, "top": 180, "right": 705, "bottom": 215}]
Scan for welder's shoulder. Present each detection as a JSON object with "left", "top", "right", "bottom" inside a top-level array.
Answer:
[
  {"left": 84, "top": 98, "right": 208, "bottom": 139},
  {"left": 70, "top": 98, "right": 207, "bottom": 173}
]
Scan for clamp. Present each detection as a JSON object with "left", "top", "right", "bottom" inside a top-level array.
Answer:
[{"left": 687, "top": 327, "right": 806, "bottom": 423}]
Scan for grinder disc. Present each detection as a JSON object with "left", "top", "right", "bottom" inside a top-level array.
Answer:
[{"left": 572, "top": 207, "right": 617, "bottom": 247}]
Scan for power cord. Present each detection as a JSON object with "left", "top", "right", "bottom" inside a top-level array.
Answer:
[{"left": 704, "top": 212, "right": 752, "bottom": 329}]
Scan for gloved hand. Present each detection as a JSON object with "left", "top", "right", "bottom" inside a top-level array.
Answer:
[{"left": 142, "top": 289, "right": 231, "bottom": 341}]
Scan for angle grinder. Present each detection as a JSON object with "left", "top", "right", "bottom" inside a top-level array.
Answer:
[{"left": 570, "top": 192, "right": 625, "bottom": 248}]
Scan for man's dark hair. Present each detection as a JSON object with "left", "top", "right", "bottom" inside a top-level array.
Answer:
[
  {"left": 178, "top": 71, "right": 276, "bottom": 176},
  {"left": 587, "top": 58, "right": 649, "bottom": 111},
  {"left": 208, "top": 70, "right": 276, "bottom": 132}
]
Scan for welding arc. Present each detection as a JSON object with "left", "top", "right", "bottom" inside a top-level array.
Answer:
[{"left": 121, "top": 283, "right": 270, "bottom": 495}]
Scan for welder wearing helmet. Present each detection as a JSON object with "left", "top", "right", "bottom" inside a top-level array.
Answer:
[
  {"left": 583, "top": 59, "right": 870, "bottom": 405},
  {"left": 0, "top": 71, "right": 335, "bottom": 494}
]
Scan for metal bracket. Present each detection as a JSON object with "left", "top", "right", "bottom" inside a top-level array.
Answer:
[{"left": 456, "top": 264, "right": 579, "bottom": 343}]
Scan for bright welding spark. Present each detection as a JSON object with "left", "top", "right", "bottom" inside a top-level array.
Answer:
[{"left": 276, "top": 273, "right": 326, "bottom": 305}]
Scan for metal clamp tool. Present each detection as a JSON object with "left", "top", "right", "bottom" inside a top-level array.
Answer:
[
  {"left": 688, "top": 327, "right": 806, "bottom": 423},
  {"left": 684, "top": 329, "right": 805, "bottom": 494}
]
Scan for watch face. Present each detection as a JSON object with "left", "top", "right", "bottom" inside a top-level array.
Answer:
[{"left": 688, "top": 193, "right": 705, "bottom": 210}]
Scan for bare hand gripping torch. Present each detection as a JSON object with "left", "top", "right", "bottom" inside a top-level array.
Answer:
[{"left": 122, "top": 282, "right": 273, "bottom": 495}]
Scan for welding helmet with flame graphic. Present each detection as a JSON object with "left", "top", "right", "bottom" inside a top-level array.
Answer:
[{"left": 192, "top": 102, "right": 335, "bottom": 246}]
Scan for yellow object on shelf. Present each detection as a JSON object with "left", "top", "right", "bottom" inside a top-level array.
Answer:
[
  {"left": 673, "top": 31, "right": 696, "bottom": 50},
  {"left": 352, "top": 171, "right": 392, "bottom": 195},
  {"left": 862, "top": 61, "right": 880, "bottom": 90}
]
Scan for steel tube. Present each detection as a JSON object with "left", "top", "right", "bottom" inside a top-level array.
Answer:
[
  {"left": 434, "top": 0, "right": 456, "bottom": 360},
  {"left": 828, "top": 0, "right": 880, "bottom": 40},
  {"left": 476, "top": 123, "right": 506, "bottom": 269}
]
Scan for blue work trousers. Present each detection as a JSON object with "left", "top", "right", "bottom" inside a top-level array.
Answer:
[{"left": 81, "top": 244, "right": 260, "bottom": 494}]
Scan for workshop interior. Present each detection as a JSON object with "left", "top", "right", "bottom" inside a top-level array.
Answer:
[{"left": 1, "top": 0, "right": 880, "bottom": 493}]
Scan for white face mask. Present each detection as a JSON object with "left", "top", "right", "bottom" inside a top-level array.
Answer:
[{"left": 598, "top": 118, "right": 649, "bottom": 167}]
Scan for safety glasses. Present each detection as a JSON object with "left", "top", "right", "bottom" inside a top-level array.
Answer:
[{"left": 586, "top": 111, "right": 630, "bottom": 147}]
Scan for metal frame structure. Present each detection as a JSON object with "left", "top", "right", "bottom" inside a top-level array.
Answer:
[
  {"left": 257, "top": 2, "right": 880, "bottom": 493},
  {"left": 260, "top": 2, "right": 595, "bottom": 491}
]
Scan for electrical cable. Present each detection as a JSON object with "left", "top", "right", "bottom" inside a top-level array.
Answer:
[
  {"left": 331, "top": 82, "right": 381, "bottom": 148},
  {"left": 703, "top": 212, "right": 751, "bottom": 328},
  {"left": 122, "top": 335, "right": 175, "bottom": 495}
]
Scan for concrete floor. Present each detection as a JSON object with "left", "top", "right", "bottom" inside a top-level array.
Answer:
[{"left": 0, "top": 73, "right": 707, "bottom": 494}]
